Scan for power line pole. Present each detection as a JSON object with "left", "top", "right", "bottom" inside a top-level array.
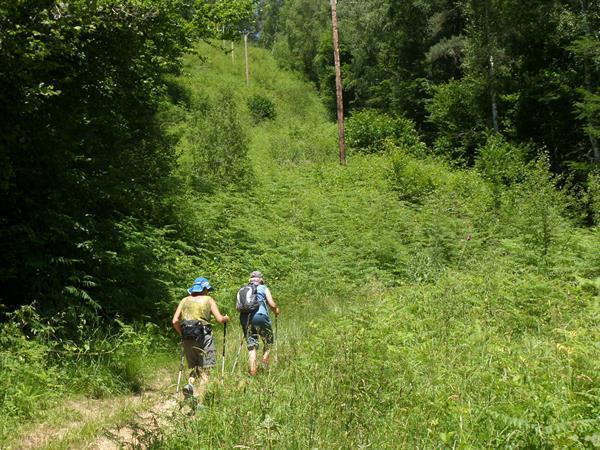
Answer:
[
  {"left": 244, "top": 33, "right": 250, "bottom": 87},
  {"left": 330, "top": 0, "right": 346, "bottom": 165}
]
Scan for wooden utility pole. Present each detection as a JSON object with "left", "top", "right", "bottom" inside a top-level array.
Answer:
[
  {"left": 244, "top": 33, "right": 250, "bottom": 87},
  {"left": 231, "top": 41, "right": 235, "bottom": 64},
  {"left": 330, "top": 0, "right": 346, "bottom": 165}
]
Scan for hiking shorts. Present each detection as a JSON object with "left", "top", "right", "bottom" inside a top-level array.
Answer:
[
  {"left": 182, "top": 332, "right": 216, "bottom": 371},
  {"left": 240, "top": 312, "right": 273, "bottom": 350}
]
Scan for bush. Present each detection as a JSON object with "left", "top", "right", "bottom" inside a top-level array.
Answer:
[
  {"left": 475, "top": 134, "right": 528, "bottom": 210},
  {"left": 475, "top": 134, "right": 528, "bottom": 186},
  {"left": 182, "top": 91, "right": 253, "bottom": 192},
  {"left": 0, "top": 308, "right": 61, "bottom": 432},
  {"left": 247, "top": 94, "right": 277, "bottom": 123},
  {"left": 587, "top": 170, "right": 600, "bottom": 226},
  {"left": 426, "top": 77, "right": 488, "bottom": 163},
  {"left": 504, "top": 153, "right": 569, "bottom": 260},
  {"left": 346, "top": 109, "right": 426, "bottom": 155},
  {"left": 388, "top": 147, "right": 437, "bottom": 203}
]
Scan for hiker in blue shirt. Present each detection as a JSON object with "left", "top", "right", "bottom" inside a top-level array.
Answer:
[{"left": 239, "top": 271, "right": 280, "bottom": 376}]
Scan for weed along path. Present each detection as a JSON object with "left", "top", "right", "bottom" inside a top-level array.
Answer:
[{"left": 11, "top": 366, "right": 185, "bottom": 449}]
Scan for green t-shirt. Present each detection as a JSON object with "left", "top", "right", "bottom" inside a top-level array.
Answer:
[{"left": 179, "top": 296, "right": 211, "bottom": 324}]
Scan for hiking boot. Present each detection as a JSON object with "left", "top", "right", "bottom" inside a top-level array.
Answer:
[{"left": 183, "top": 383, "right": 194, "bottom": 398}]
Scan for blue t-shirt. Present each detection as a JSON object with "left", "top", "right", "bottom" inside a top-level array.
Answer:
[{"left": 255, "top": 284, "right": 269, "bottom": 316}]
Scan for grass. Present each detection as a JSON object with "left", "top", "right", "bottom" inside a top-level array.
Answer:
[
  {"left": 3, "top": 39, "right": 598, "bottom": 449},
  {"left": 149, "top": 41, "right": 600, "bottom": 449}
]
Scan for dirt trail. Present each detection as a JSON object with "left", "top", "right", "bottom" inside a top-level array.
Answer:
[
  {"left": 91, "top": 393, "right": 178, "bottom": 450},
  {"left": 13, "top": 368, "right": 198, "bottom": 450}
]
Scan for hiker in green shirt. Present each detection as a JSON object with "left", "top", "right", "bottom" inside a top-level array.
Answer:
[{"left": 172, "top": 277, "right": 229, "bottom": 397}]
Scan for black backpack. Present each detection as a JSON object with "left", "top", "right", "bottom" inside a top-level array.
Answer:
[{"left": 236, "top": 283, "right": 259, "bottom": 313}]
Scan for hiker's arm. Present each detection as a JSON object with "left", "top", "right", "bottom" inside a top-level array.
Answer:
[
  {"left": 265, "top": 288, "right": 280, "bottom": 316},
  {"left": 209, "top": 298, "right": 230, "bottom": 324},
  {"left": 172, "top": 302, "right": 183, "bottom": 337}
]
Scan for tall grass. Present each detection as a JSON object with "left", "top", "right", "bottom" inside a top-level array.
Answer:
[
  {"left": 0, "top": 305, "right": 174, "bottom": 445},
  {"left": 3, "top": 39, "right": 596, "bottom": 448},
  {"left": 149, "top": 42, "right": 599, "bottom": 449}
]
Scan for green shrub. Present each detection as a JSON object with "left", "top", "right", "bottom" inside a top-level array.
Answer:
[
  {"left": 475, "top": 134, "right": 528, "bottom": 186},
  {"left": 181, "top": 90, "right": 253, "bottom": 193},
  {"left": 475, "top": 134, "right": 529, "bottom": 210},
  {"left": 504, "top": 153, "right": 569, "bottom": 260},
  {"left": 388, "top": 147, "right": 436, "bottom": 203},
  {"left": 0, "top": 308, "right": 62, "bottom": 431},
  {"left": 247, "top": 94, "right": 277, "bottom": 123},
  {"left": 587, "top": 170, "right": 600, "bottom": 226},
  {"left": 346, "top": 109, "right": 426, "bottom": 155},
  {"left": 426, "top": 76, "right": 488, "bottom": 163}
]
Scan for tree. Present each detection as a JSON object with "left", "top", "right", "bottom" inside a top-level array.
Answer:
[{"left": 0, "top": 0, "right": 258, "bottom": 318}]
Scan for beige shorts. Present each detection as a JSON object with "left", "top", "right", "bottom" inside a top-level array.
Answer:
[{"left": 183, "top": 332, "right": 216, "bottom": 371}]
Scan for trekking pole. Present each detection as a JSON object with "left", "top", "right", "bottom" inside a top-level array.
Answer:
[
  {"left": 274, "top": 315, "right": 278, "bottom": 363},
  {"left": 231, "top": 336, "right": 244, "bottom": 374},
  {"left": 221, "top": 322, "right": 227, "bottom": 383},
  {"left": 175, "top": 344, "right": 185, "bottom": 396}
]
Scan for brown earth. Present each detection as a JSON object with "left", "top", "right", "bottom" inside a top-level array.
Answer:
[{"left": 10, "top": 367, "right": 202, "bottom": 450}]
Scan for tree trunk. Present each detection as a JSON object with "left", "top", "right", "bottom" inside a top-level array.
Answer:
[
  {"left": 330, "top": 0, "right": 346, "bottom": 165},
  {"left": 579, "top": 0, "right": 600, "bottom": 163}
]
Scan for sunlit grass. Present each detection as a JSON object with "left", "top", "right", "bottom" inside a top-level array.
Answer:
[{"left": 152, "top": 42, "right": 599, "bottom": 448}]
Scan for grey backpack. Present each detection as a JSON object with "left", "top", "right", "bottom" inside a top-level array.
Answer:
[{"left": 236, "top": 283, "right": 259, "bottom": 313}]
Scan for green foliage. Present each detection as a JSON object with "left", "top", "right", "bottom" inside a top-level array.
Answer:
[
  {"left": 0, "top": 0, "right": 263, "bottom": 318},
  {"left": 427, "top": 76, "right": 488, "bottom": 162},
  {"left": 587, "top": 170, "right": 600, "bottom": 225},
  {"left": 0, "top": 307, "right": 61, "bottom": 429},
  {"left": 247, "top": 94, "right": 277, "bottom": 123},
  {"left": 475, "top": 133, "right": 528, "bottom": 209},
  {"left": 263, "top": 0, "right": 600, "bottom": 178},
  {"left": 188, "top": 91, "right": 253, "bottom": 192},
  {"left": 346, "top": 109, "right": 426, "bottom": 155},
  {"left": 0, "top": 305, "right": 171, "bottom": 441},
  {"left": 127, "top": 35, "right": 600, "bottom": 450},
  {"left": 264, "top": 119, "right": 336, "bottom": 164},
  {"left": 507, "top": 154, "right": 569, "bottom": 259},
  {"left": 475, "top": 134, "right": 526, "bottom": 184},
  {"left": 0, "top": 0, "right": 194, "bottom": 316},
  {"left": 3, "top": 26, "right": 600, "bottom": 450},
  {"left": 389, "top": 147, "right": 437, "bottom": 203},
  {"left": 270, "top": 0, "right": 330, "bottom": 82},
  {"left": 191, "top": 0, "right": 258, "bottom": 39}
]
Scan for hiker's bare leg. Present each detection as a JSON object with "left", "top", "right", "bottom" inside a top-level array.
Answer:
[
  {"left": 248, "top": 348, "right": 257, "bottom": 374},
  {"left": 196, "top": 369, "right": 209, "bottom": 396},
  {"left": 262, "top": 348, "right": 271, "bottom": 362},
  {"left": 188, "top": 366, "right": 200, "bottom": 385}
]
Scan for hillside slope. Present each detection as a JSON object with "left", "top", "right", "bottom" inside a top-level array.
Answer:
[{"left": 146, "top": 43, "right": 600, "bottom": 449}]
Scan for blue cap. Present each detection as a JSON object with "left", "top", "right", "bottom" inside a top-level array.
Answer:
[{"left": 187, "top": 277, "right": 213, "bottom": 294}]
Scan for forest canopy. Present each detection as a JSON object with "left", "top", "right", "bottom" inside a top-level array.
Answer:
[{"left": 258, "top": 0, "right": 600, "bottom": 175}]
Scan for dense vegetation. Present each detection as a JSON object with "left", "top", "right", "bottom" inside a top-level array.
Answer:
[
  {"left": 1, "top": 1, "right": 599, "bottom": 448},
  {"left": 148, "top": 44, "right": 597, "bottom": 449},
  {"left": 0, "top": 0, "right": 257, "bottom": 441},
  {"left": 259, "top": 0, "right": 600, "bottom": 191}
]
